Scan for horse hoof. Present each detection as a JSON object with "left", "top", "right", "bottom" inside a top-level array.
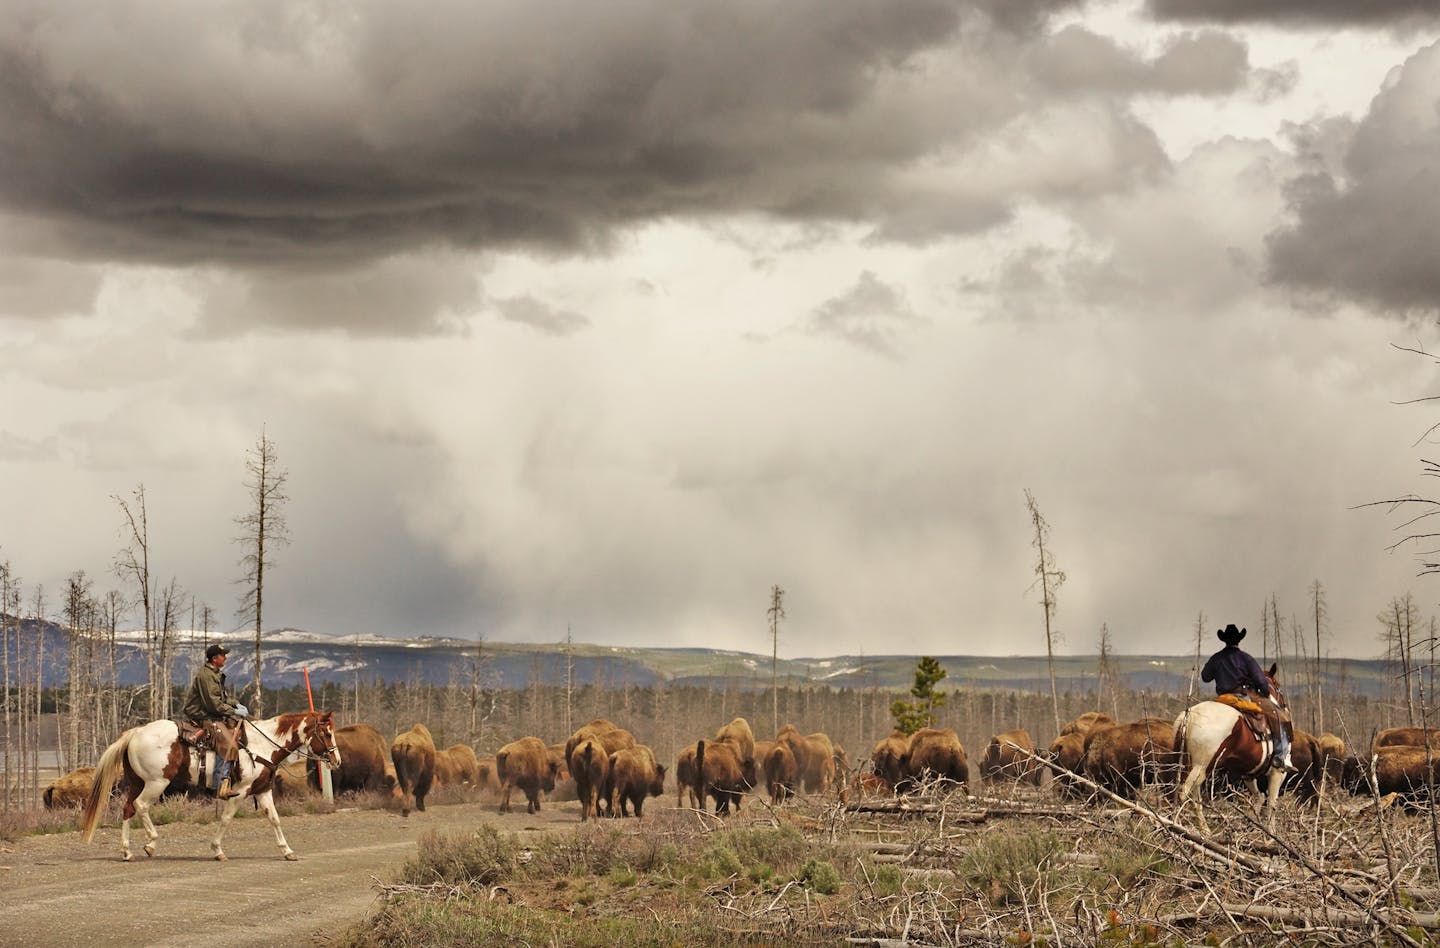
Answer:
[
  {"left": 214, "top": 852, "right": 227, "bottom": 862},
  {"left": 144, "top": 845, "right": 155, "bottom": 857},
  {"left": 284, "top": 852, "right": 298, "bottom": 861},
  {"left": 122, "top": 854, "right": 133, "bottom": 862}
]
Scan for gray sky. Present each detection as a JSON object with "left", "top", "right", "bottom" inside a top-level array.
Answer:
[{"left": 3, "top": 0, "right": 1440, "bottom": 660}]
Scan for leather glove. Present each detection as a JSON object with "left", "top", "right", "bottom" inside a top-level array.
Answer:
[{"left": 233, "top": 703, "right": 249, "bottom": 719}]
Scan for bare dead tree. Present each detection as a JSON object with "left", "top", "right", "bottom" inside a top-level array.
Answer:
[
  {"left": 564, "top": 625, "right": 574, "bottom": 737},
  {"left": 768, "top": 584, "right": 786, "bottom": 737},
  {"left": 1310, "top": 579, "right": 1328, "bottom": 734},
  {"left": 1025, "top": 489, "right": 1065, "bottom": 735},
  {"left": 1186, "top": 611, "right": 1205, "bottom": 710},
  {"left": 62, "top": 570, "right": 95, "bottom": 773},
  {"left": 99, "top": 589, "right": 124, "bottom": 738},
  {"left": 113, "top": 484, "right": 156, "bottom": 717},
  {"left": 1, "top": 559, "right": 16, "bottom": 812},
  {"left": 1379, "top": 594, "right": 1420, "bottom": 727},
  {"left": 155, "top": 578, "right": 185, "bottom": 719},
  {"left": 235, "top": 429, "right": 290, "bottom": 717}
]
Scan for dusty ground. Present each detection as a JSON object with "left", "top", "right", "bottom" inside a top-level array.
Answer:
[{"left": 0, "top": 796, "right": 581, "bottom": 948}]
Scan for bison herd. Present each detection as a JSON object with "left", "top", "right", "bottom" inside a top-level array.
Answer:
[{"left": 37, "top": 711, "right": 1440, "bottom": 822}]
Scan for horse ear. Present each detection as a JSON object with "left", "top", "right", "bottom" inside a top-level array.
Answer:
[{"left": 1268, "top": 662, "right": 1278, "bottom": 679}]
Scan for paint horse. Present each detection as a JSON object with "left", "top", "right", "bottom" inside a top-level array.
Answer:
[
  {"left": 1173, "top": 663, "right": 1291, "bottom": 833},
  {"left": 80, "top": 711, "right": 340, "bottom": 861}
]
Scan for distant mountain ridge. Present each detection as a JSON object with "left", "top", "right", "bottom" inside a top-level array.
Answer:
[{"left": 4, "top": 616, "right": 1390, "bottom": 697}]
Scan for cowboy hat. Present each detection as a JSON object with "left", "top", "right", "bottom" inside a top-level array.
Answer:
[{"left": 1216, "top": 624, "right": 1246, "bottom": 645}]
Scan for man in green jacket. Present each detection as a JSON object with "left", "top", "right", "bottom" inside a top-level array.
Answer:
[{"left": 183, "top": 643, "right": 249, "bottom": 799}]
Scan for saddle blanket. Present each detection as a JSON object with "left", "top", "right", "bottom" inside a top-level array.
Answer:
[{"left": 1213, "top": 693, "right": 1263, "bottom": 715}]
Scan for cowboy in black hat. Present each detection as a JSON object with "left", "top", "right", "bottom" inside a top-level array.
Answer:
[
  {"left": 182, "top": 643, "right": 250, "bottom": 798},
  {"left": 1201, "top": 623, "right": 1294, "bottom": 772}
]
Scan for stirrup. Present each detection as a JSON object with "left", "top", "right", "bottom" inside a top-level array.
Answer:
[{"left": 216, "top": 779, "right": 241, "bottom": 800}]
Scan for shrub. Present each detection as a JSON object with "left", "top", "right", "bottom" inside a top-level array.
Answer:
[
  {"left": 865, "top": 862, "right": 903, "bottom": 898},
  {"left": 794, "top": 858, "right": 842, "bottom": 895},
  {"left": 958, "top": 829, "right": 1068, "bottom": 905},
  {"left": 722, "top": 823, "right": 810, "bottom": 870},
  {"left": 699, "top": 842, "right": 744, "bottom": 880},
  {"left": 399, "top": 825, "right": 518, "bottom": 886}
]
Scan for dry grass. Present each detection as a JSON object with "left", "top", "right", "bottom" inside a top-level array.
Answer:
[{"left": 337, "top": 779, "right": 1440, "bottom": 947}]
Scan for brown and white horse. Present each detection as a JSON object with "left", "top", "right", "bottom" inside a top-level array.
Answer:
[
  {"left": 1173, "top": 664, "right": 1290, "bottom": 833},
  {"left": 80, "top": 711, "right": 340, "bottom": 861}
]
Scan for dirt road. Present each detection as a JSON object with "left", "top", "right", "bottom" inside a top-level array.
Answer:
[{"left": 0, "top": 799, "right": 580, "bottom": 948}]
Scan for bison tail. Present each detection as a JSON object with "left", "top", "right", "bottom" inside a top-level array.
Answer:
[
  {"left": 81, "top": 728, "right": 133, "bottom": 843},
  {"left": 495, "top": 751, "right": 510, "bottom": 784}
]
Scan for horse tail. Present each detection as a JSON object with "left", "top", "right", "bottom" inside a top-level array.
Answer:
[
  {"left": 1171, "top": 711, "right": 1192, "bottom": 796},
  {"left": 81, "top": 728, "right": 134, "bottom": 843}
]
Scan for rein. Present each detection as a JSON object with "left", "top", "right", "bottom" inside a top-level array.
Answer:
[{"left": 242, "top": 718, "right": 337, "bottom": 769}]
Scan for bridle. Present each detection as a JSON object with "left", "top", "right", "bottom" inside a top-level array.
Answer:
[{"left": 243, "top": 715, "right": 340, "bottom": 769}]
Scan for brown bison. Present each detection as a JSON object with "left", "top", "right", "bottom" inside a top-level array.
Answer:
[
  {"left": 565, "top": 723, "right": 634, "bottom": 816},
  {"left": 1317, "top": 733, "right": 1346, "bottom": 790},
  {"left": 43, "top": 767, "right": 96, "bottom": 809},
  {"left": 981, "top": 729, "right": 1041, "bottom": 785},
  {"left": 391, "top": 723, "right": 437, "bottom": 817},
  {"left": 1046, "top": 731, "right": 1090, "bottom": 799},
  {"left": 1060, "top": 712, "right": 1117, "bottom": 738},
  {"left": 474, "top": 755, "right": 502, "bottom": 799},
  {"left": 309, "top": 723, "right": 399, "bottom": 798},
  {"left": 434, "top": 743, "right": 482, "bottom": 787},
  {"left": 569, "top": 737, "right": 610, "bottom": 821},
  {"left": 1343, "top": 745, "right": 1440, "bottom": 800},
  {"left": 693, "top": 739, "right": 757, "bottom": 815},
  {"left": 715, "top": 717, "right": 756, "bottom": 765},
  {"left": 675, "top": 743, "right": 699, "bottom": 808},
  {"left": 1081, "top": 718, "right": 1177, "bottom": 799},
  {"left": 871, "top": 733, "right": 909, "bottom": 791},
  {"left": 900, "top": 727, "right": 969, "bottom": 792},
  {"left": 763, "top": 741, "right": 799, "bottom": 805},
  {"left": 1373, "top": 727, "right": 1440, "bottom": 752},
  {"left": 777, "top": 725, "right": 836, "bottom": 795},
  {"left": 546, "top": 742, "right": 577, "bottom": 803},
  {"left": 1278, "top": 728, "right": 1325, "bottom": 802},
  {"left": 848, "top": 771, "right": 892, "bottom": 800},
  {"left": 496, "top": 736, "right": 559, "bottom": 814},
  {"left": 565, "top": 723, "right": 636, "bottom": 771},
  {"left": 607, "top": 745, "right": 666, "bottom": 818}
]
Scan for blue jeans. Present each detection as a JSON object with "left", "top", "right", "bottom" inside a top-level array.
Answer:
[
  {"left": 1272, "top": 727, "right": 1291, "bottom": 768},
  {"left": 213, "top": 757, "right": 232, "bottom": 790}
]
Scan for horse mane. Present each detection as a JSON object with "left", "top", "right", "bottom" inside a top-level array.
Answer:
[{"left": 274, "top": 712, "right": 310, "bottom": 739}]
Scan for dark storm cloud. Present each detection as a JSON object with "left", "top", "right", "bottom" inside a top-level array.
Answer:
[
  {"left": 1266, "top": 42, "right": 1440, "bottom": 312},
  {"left": 495, "top": 296, "right": 591, "bottom": 336},
  {"left": 1031, "top": 26, "right": 1250, "bottom": 96},
  {"left": 806, "top": 271, "right": 921, "bottom": 356},
  {"left": 1146, "top": 0, "right": 1440, "bottom": 26},
  {"left": 0, "top": 0, "right": 1200, "bottom": 285},
  {"left": 0, "top": 0, "right": 968, "bottom": 266}
]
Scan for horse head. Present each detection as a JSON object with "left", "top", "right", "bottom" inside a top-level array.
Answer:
[{"left": 304, "top": 711, "right": 343, "bottom": 769}]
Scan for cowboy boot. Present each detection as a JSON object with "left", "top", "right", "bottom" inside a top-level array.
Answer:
[{"left": 215, "top": 756, "right": 242, "bottom": 799}]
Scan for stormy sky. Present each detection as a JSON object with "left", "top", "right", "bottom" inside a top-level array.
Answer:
[{"left": 3, "top": 0, "right": 1440, "bottom": 660}]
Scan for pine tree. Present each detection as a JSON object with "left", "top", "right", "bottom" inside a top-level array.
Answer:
[{"left": 890, "top": 656, "right": 948, "bottom": 735}]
